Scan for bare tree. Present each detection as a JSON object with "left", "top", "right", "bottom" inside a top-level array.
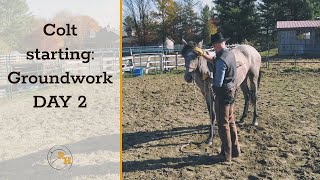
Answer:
[{"left": 123, "top": 0, "right": 154, "bottom": 45}]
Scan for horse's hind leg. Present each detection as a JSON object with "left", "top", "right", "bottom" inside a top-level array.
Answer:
[
  {"left": 249, "top": 74, "right": 259, "bottom": 126},
  {"left": 238, "top": 79, "right": 250, "bottom": 123}
]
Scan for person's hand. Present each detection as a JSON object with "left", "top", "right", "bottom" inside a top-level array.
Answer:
[{"left": 193, "top": 47, "right": 205, "bottom": 56}]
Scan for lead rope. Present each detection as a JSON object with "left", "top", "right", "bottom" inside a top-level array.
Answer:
[
  {"left": 180, "top": 71, "right": 202, "bottom": 154},
  {"left": 192, "top": 71, "right": 201, "bottom": 102},
  {"left": 180, "top": 79, "right": 215, "bottom": 154},
  {"left": 181, "top": 58, "right": 203, "bottom": 154}
]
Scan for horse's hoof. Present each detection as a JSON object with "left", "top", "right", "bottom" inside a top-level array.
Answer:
[{"left": 252, "top": 121, "right": 258, "bottom": 126}]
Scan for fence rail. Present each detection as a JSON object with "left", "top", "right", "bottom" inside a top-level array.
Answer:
[
  {"left": 122, "top": 44, "right": 320, "bottom": 75},
  {"left": 122, "top": 53, "right": 187, "bottom": 76}
]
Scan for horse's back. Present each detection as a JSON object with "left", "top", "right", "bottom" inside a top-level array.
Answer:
[
  {"left": 229, "top": 45, "right": 261, "bottom": 86},
  {"left": 235, "top": 45, "right": 261, "bottom": 67}
]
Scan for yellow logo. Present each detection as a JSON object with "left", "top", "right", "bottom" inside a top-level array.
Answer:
[{"left": 47, "top": 145, "right": 73, "bottom": 170}]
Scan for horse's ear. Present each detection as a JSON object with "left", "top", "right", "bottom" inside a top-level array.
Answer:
[{"left": 198, "top": 40, "right": 203, "bottom": 48}]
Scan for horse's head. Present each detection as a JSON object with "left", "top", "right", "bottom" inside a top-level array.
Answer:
[{"left": 181, "top": 42, "right": 201, "bottom": 83}]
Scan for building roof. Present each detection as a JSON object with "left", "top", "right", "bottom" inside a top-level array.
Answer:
[{"left": 276, "top": 20, "right": 320, "bottom": 29}]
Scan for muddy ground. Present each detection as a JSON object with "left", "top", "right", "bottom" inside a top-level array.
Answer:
[{"left": 123, "top": 62, "right": 320, "bottom": 179}]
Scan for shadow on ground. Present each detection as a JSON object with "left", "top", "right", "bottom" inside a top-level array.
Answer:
[
  {"left": 123, "top": 125, "right": 210, "bottom": 151},
  {"left": 123, "top": 125, "right": 225, "bottom": 172},
  {"left": 123, "top": 154, "right": 223, "bottom": 172}
]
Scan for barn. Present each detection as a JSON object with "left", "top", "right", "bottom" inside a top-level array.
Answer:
[{"left": 277, "top": 20, "right": 320, "bottom": 56}]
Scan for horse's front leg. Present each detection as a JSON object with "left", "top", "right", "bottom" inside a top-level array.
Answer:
[{"left": 205, "top": 91, "right": 215, "bottom": 146}]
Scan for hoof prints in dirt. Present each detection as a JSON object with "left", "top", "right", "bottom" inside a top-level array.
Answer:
[{"left": 123, "top": 73, "right": 320, "bottom": 179}]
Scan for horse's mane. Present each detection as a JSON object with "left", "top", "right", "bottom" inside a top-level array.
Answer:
[
  {"left": 181, "top": 44, "right": 194, "bottom": 57},
  {"left": 199, "top": 56, "right": 211, "bottom": 75}
]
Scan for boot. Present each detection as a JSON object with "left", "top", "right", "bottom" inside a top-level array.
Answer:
[{"left": 230, "top": 123, "right": 241, "bottom": 157}]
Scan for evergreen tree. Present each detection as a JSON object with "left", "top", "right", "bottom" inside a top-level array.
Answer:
[
  {"left": 180, "top": 0, "right": 200, "bottom": 42},
  {"left": 258, "top": 0, "right": 314, "bottom": 49},
  {"left": 170, "top": 1, "right": 184, "bottom": 44},
  {"left": 123, "top": 16, "right": 135, "bottom": 37},
  {"left": 153, "top": 0, "right": 175, "bottom": 44},
  {"left": 0, "top": 0, "right": 31, "bottom": 53},
  {"left": 214, "top": 0, "right": 258, "bottom": 44},
  {"left": 285, "top": 0, "right": 312, "bottom": 20},
  {"left": 309, "top": 0, "right": 320, "bottom": 19},
  {"left": 200, "top": 5, "right": 217, "bottom": 45}
]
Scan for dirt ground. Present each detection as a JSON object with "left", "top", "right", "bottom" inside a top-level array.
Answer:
[{"left": 122, "top": 62, "right": 320, "bottom": 179}]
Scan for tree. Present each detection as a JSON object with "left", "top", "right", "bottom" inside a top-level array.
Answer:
[
  {"left": 63, "top": 15, "right": 101, "bottom": 49},
  {"left": 214, "top": 0, "right": 258, "bottom": 44},
  {"left": 309, "top": 0, "right": 320, "bottom": 19},
  {"left": 285, "top": 0, "right": 312, "bottom": 20},
  {"left": 169, "top": 1, "right": 184, "bottom": 44},
  {"left": 180, "top": 0, "right": 200, "bottom": 42},
  {"left": 123, "top": 0, "right": 155, "bottom": 45},
  {"left": 123, "top": 16, "right": 135, "bottom": 37},
  {"left": 200, "top": 5, "right": 217, "bottom": 45},
  {"left": 153, "top": 0, "right": 175, "bottom": 44},
  {"left": 0, "top": 0, "right": 31, "bottom": 53},
  {"left": 258, "top": 0, "right": 314, "bottom": 50},
  {"left": 257, "top": 0, "right": 280, "bottom": 49},
  {"left": 23, "top": 12, "right": 101, "bottom": 51},
  {"left": 22, "top": 18, "right": 65, "bottom": 51}
]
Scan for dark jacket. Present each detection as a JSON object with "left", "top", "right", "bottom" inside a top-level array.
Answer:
[{"left": 215, "top": 48, "right": 236, "bottom": 90}]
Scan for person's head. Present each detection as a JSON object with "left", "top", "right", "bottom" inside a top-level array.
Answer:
[{"left": 211, "top": 32, "right": 229, "bottom": 52}]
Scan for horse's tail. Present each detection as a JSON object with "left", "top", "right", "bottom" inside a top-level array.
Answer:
[{"left": 257, "top": 70, "right": 262, "bottom": 89}]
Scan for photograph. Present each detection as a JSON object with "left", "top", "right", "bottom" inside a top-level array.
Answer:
[
  {"left": 0, "top": 0, "right": 319, "bottom": 179},
  {"left": 122, "top": 0, "right": 320, "bottom": 179}
]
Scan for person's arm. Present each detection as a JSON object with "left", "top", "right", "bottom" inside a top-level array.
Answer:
[
  {"left": 213, "top": 59, "right": 227, "bottom": 88},
  {"left": 193, "top": 47, "right": 214, "bottom": 63},
  {"left": 202, "top": 53, "right": 214, "bottom": 63}
]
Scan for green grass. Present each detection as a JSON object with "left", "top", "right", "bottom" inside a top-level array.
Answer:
[
  {"left": 259, "top": 48, "right": 278, "bottom": 57},
  {"left": 282, "top": 66, "right": 320, "bottom": 73}
]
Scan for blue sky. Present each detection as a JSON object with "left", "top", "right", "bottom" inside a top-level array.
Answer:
[
  {"left": 201, "top": 0, "right": 213, "bottom": 7},
  {"left": 26, "top": 0, "right": 120, "bottom": 28}
]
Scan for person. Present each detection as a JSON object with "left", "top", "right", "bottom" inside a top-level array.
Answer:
[{"left": 193, "top": 32, "right": 240, "bottom": 162}]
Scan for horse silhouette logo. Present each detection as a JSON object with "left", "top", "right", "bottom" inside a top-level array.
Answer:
[{"left": 47, "top": 145, "right": 73, "bottom": 170}]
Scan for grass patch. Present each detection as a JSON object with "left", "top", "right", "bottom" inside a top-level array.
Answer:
[
  {"left": 282, "top": 66, "right": 320, "bottom": 73},
  {"left": 260, "top": 48, "right": 278, "bottom": 57}
]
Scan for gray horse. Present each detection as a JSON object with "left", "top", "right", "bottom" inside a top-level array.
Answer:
[{"left": 181, "top": 42, "right": 261, "bottom": 145}]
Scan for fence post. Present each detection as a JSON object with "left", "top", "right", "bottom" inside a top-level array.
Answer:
[
  {"left": 294, "top": 51, "right": 297, "bottom": 69},
  {"left": 160, "top": 53, "right": 163, "bottom": 73},
  {"left": 175, "top": 52, "right": 178, "bottom": 69},
  {"left": 140, "top": 50, "right": 142, "bottom": 69}
]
